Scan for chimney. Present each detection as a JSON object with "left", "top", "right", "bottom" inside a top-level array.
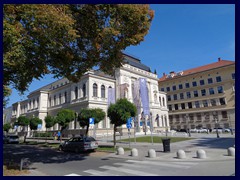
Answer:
[
  {"left": 163, "top": 72, "right": 166, "bottom": 76},
  {"left": 218, "top": 57, "right": 221, "bottom": 62}
]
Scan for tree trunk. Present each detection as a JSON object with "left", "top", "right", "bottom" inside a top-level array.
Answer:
[
  {"left": 113, "top": 124, "right": 117, "bottom": 148},
  {"left": 86, "top": 124, "right": 89, "bottom": 136}
]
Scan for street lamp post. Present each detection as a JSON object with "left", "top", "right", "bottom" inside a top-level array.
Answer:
[
  {"left": 185, "top": 115, "right": 191, "bottom": 137},
  {"left": 213, "top": 112, "right": 220, "bottom": 138}
]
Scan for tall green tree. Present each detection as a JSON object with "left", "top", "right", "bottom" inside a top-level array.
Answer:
[
  {"left": 56, "top": 109, "right": 75, "bottom": 133},
  {"left": 16, "top": 116, "right": 30, "bottom": 142},
  {"left": 78, "top": 108, "right": 106, "bottom": 135},
  {"left": 107, "top": 98, "right": 137, "bottom": 147},
  {"left": 44, "top": 115, "right": 56, "bottom": 140},
  {"left": 4, "top": 4, "right": 154, "bottom": 95},
  {"left": 29, "top": 117, "right": 42, "bottom": 130},
  {"left": 3, "top": 123, "right": 12, "bottom": 133}
]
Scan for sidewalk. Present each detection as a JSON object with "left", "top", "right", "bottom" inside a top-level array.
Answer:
[{"left": 98, "top": 134, "right": 235, "bottom": 162}]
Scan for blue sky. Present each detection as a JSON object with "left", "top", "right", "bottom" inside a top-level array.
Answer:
[{"left": 7, "top": 4, "right": 235, "bottom": 107}]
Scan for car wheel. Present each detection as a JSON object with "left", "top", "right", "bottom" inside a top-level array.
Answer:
[
  {"left": 74, "top": 148, "right": 80, "bottom": 153},
  {"left": 59, "top": 146, "right": 63, "bottom": 151}
]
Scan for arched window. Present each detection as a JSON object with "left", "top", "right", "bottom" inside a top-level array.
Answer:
[
  {"left": 83, "top": 84, "right": 86, "bottom": 97},
  {"left": 64, "top": 92, "right": 67, "bottom": 103},
  {"left": 49, "top": 97, "right": 51, "bottom": 107},
  {"left": 59, "top": 93, "right": 62, "bottom": 104},
  {"left": 75, "top": 86, "right": 78, "bottom": 99},
  {"left": 159, "top": 96, "right": 162, "bottom": 106},
  {"left": 93, "top": 83, "right": 98, "bottom": 97},
  {"left": 54, "top": 95, "right": 56, "bottom": 106},
  {"left": 101, "top": 85, "right": 105, "bottom": 98},
  {"left": 162, "top": 97, "right": 165, "bottom": 107}
]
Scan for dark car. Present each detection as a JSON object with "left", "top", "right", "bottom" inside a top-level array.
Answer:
[
  {"left": 59, "top": 136, "right": 98, "bottom": 153},
  {"left": 3, "top": 135, "right": 8, "bottom": 144},
  {"left": 5, "top": 135, "right": 19, "bottom": 144}
]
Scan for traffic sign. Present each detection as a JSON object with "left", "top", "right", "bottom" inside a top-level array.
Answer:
[
  {"left": 37, "top": 124, "right": 42, "bottom": 129},
  {"left": 89, "top": 118, "right": 94, "bottom": 124},
  {"left": 126, "top": 117, "right": 132, "bottom": 129}
]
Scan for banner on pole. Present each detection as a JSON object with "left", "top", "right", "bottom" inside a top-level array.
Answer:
[{"left": 139, "top": 78, "right": 150, "bottom": 115}]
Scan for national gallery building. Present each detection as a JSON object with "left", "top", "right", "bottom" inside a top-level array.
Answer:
[{"left": 11, "top": 54, "right": 169, "bottom": 136}]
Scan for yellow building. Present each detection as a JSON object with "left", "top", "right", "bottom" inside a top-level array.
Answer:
[{"left": 158, "top": 58, "right": 235, "bottom": 131}]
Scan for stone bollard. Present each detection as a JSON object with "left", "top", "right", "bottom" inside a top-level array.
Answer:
[
  {"left": 131, "top": 148, "right": 138, "bottom": 157},
  {"left": 176, "top": 149, "right": 186, "bottom": 159},
  {"left": 148, "top": 149, "right": 156, "bottom": 158},
  {"left": 117, "top": 147, "right": 124, "bottom": 155},
  {"left": 196, "top": 149, "right": 206, "bottom": 159},
  {"left": 227, "top": 147, "right": 235, "bottom": 156}
]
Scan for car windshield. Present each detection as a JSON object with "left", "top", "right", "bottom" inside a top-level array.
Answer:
[
  {"left": 84, "top": 137, "right": 96, "bottom": 142},
  {"left": 9, "top": 136, "right": 18, "bottom": 139}
]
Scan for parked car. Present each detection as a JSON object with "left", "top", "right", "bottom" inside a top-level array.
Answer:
[
  {"left": 3, "top": 135, "right": 8, "bottom": 144},
  {"left": 212, "top": 128, "right": 223, "bottom": 133},
  {"left": 197, "top": 128, "right": 208, "bottom": 133},
  {"left": 59, "top": 136, "right": 98, "bottom": 153},
  {"left": 190, "top": 128, "right": 197, "bottom": 133},
  {"left": 6, "top": 135, "right": 19, "bottom": 144}
]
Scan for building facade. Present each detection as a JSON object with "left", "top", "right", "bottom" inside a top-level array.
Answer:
[
  {"left": 11, "top": 54, "right": 169, "bottom": 135},
  {"left": 158, "top": 58, "right": 235, "bottom": 131}
]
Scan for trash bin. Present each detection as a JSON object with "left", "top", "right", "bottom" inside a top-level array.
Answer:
[{"left": 161, "top": 138, "right": 171, "bottom": 152}]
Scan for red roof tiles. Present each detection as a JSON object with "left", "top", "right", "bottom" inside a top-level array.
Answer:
[{"left": 159, "top": 59, "right": 235, "bottom": 82}]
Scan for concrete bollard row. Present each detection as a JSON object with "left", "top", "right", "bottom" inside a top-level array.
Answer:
[
  {"left": 148, "top": 149, "right": 156, "bottom": 158},
  {"left": 196, "top": 149, "right": 207, "bottom": 159},
  {"left": 117, "top": 147, "right": 124, "bottom": 155},
  {"left": 227, "top": 147, "right": 235, "bottom": 156},
  {"left": 131, "top": 148, "right": 138, "bottom": 157},
  {"left": 176, "top": 149, "right": 186, "bottom": 159}
]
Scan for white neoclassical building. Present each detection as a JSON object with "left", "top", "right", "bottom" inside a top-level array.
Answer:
[{"left": 11, "top": 54, "right": 169, "bottom": 135}]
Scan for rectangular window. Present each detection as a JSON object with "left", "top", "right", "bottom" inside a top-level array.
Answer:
[
  {"left": 186, "top": 92, "right": 191, "bottom": 98},
  {"left": 167, "top": 95, "right": 171, "bottom": 101},
  {"left": 209, "top": 88, "right": 215, "bottom": 95},
  {"left": 195, "top": 101, "right": 200, "bottom": 108},
  {"left": 181, "top": 103, "right": 185, "bottom": 110},
  {"left": 175, "top": 115, "right": 180, "bottom": 121},
  {"left": 196, "top": 113, "right": 202, "bottom": 120},
  {"left": 217, "top": 86, "right": 223, "bottom": 93},
  {"left": 219, "top": 98, "right": 226, "bottom": 105},
  {"left": 216, "top": 76, "right": 222, "bottom": 82},
  {"left": 189, "top": 114, "right": 194, "bottom": 121},
  {"left": 179, "top": 84, "right": 183, "bottom": 89},
  {"left": 192, "top": 81, "right": 197, "bottom": 87},
  {"left": 185, "top": 83, "right": 190, "bottom": 88},
  {"left": 210, "top": 99, "right": 217, "bottom": 106},
  {"left": 208, "top": 78, "right": 213, "bottom": 84},
  {"left": 188, "top": 102, "right": 192, "bottom": 109},
  {"left": 201, "top": 89, "right": 206, "bottom": 96},
  {"left": 161, "top": 88, "right": 164, "bottom": 91},
  {"left": 166, "top": 87, "right": 170, "bottom": 92},
  {"left": 172, "top": 85, "right": 176, "bottom": 91},
  {"left": 203, "top": 100, "right": 208, "bottom": 107},
  {"left": 173, "top": 94, "right": 177, "bottom": 100},
  {"left": 204, "top": 112, "right": 210, "bottom": 120},
  {"left": 180, "top": 93, "right": 184, "bottom": 99},
  {"left": 174, "top": 104, "right": 179, "bottom": 110},
  {"left": 193, "top": 90, "right": 198, "bottom": 97},
  {"left": 232, "top": 73, "right": 235, "bottom": 80},
  {"left": 221, "top": 111, "right": 228, "bottom": 118},
  {"left": 200, "top": 80, "right": 205, "bottom": 86},
  {"left": 168, "top": 105, "right": 172, "bottom": 111}
]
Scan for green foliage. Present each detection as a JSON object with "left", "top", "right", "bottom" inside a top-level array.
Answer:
[
  {"left": 107, "top": 98, "right": 136, "bottom": 147},
  {"left": 29, "top": 117, "right": 42, "bottom": 130},
  {"left": 78, "top": 108, "right": 106, "bottom": 135},
  {"left": 107, "top": 98, "right": 137, "bottom": 127},
  {"left": 4, "top": 4, "right": 154, "bottom": 93},
  {"left": 16, "top": 116, "right": 30, "bottom": 126},
  {"left": 3, "top": 85, "right": 12, "bottom": 108},
  {"left": 56, "top": 109, "right": 75, "bottom": 131},
  {"left": 44, "top": 115, "right": 56, "bottom": 129},
  {"left": 3, "top": 123, "right": 12, "bottom": 132}
]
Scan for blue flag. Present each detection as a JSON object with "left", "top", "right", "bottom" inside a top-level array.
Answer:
[{"left": 139, "top": 78, "right": 150, "bottom": 115}]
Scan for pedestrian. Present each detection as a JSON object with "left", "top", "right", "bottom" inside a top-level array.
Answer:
[{"left": 57, "top": 131, "right": 61, "bottom": 141}]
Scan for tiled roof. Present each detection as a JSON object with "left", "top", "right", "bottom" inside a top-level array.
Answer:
[{"left": 159, "top": 59, "right": 235, "bottom": 82}]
